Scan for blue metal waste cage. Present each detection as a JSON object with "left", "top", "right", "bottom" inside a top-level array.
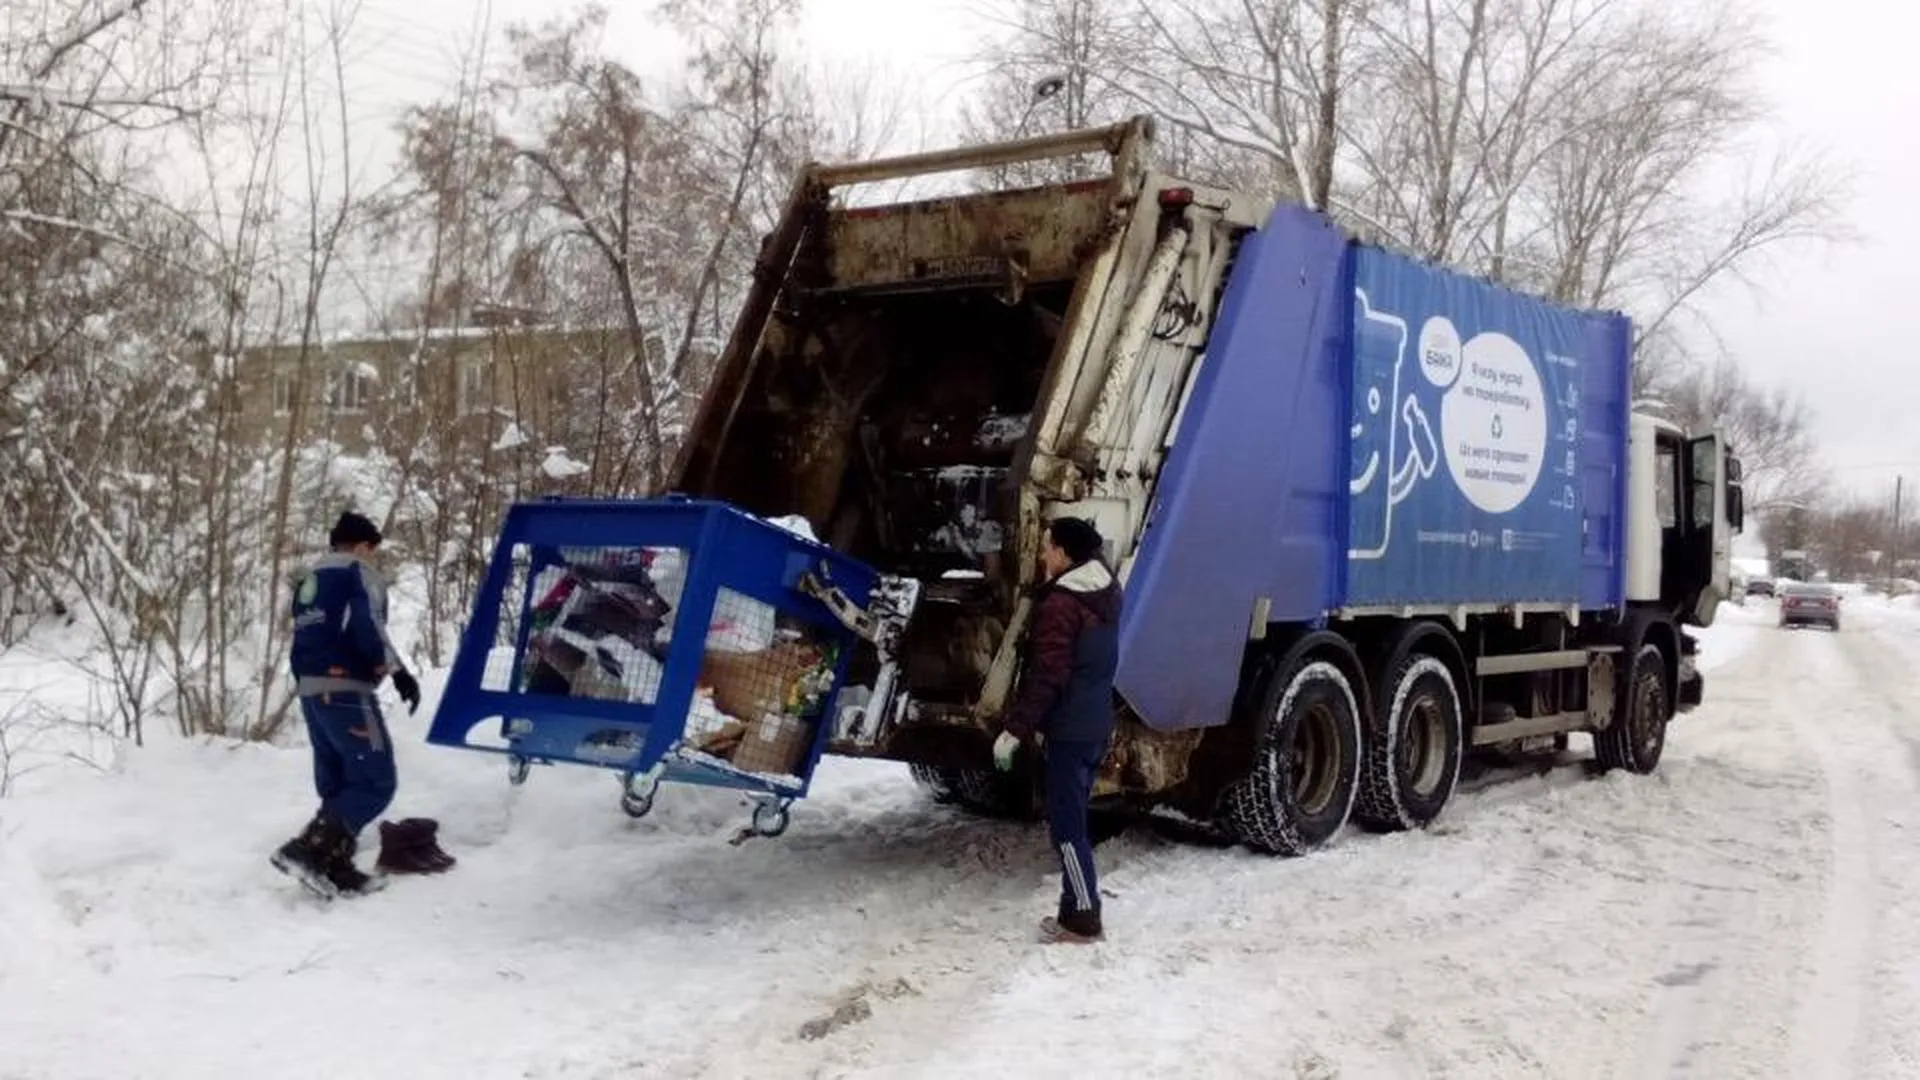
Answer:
[{"left": 426, "top": 497, "right": 880, "bottom": 836}]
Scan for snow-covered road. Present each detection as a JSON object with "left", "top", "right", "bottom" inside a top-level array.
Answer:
[{"left": 5, "top": 599, "right": 1920, "bottom": 1079}]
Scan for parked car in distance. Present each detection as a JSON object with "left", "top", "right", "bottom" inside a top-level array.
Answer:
[
  {"left": 1779, "top": 582, "right": 1841, "bottom": 630},
  {"left": 1745, "top": 577, "right": 1776, "bottom": 598}
]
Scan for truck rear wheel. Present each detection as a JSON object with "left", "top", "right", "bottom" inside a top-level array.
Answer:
[
  {"left": 1594, "top": 643, "right": 1668, "bottom": 774},
  {"left": 1221, "top": 657, "right": 1363, "bottom": 856},
  {"left": 1355, "top": 653, "right": 1463, "bottom": 832},
  {"left": 909, "top": 764, "right": 1036, "bottom": 821}
]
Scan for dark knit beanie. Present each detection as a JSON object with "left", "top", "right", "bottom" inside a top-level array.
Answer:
[
  {"left": 1047, "top": 516, "right": 1104, "bottom": 565},
  {"left": 329, "top": 511, "right": 383, "bottom": 550}
]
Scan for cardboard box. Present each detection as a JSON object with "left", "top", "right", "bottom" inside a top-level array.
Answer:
[
  {"left": 729, "top": 712, "right": 811, "bottom": 776},
  {"left": 698, "top": 641, "right": 823, "bottom": 722}
]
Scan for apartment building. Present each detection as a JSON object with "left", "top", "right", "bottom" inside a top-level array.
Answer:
[{"left": 232, "top": 306, "right": 649, "bottom": 457}]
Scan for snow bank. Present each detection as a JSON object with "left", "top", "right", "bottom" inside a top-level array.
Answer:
[
  {"left": 539, "top": 446, "right": 588, "bottom": 481},
  {"left": 492, "top": 422, "right": 529, "bottom": 452},
  {"left": 0, "top": 622, "right": 125, "bottom": 795},
  {"left": 0, "top": 669, "right": 935, "bottom": 1079},
  {"left": 1693, "top": 600, "right": 1767, "bottom": 674}
]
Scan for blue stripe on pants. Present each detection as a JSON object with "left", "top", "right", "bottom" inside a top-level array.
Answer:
[
  {"left": 1044, "top": 738, "right": 1104, "bottom": 917},
  {"left": 301, "top": 692, "right": 397, "bottom": 834}
]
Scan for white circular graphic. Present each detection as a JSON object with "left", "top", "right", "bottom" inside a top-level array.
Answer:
[
  {"left": 1441, "top": 332, "right": 1546, "bottom": 514},
  {"left": 1418, "top": 316, "right": 1463, "bottom": 390}
]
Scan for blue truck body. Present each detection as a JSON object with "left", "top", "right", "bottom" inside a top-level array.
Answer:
[{"left": 1117, "top": 205, "right": 1634, "bottom": 734}]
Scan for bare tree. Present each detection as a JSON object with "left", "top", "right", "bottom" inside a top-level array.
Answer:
[
  {"left": 0, "top": 0, "right": 266, "bottom": 741},
  {"left": 1108, "top": 0, "right": 1351, "bottom": 208},
  {"left": 1663, "top": 355, "right": 1822, "bottom": 515},
  {"left": 384, "top": 0, "right": 858, "bottom": 500},
  {"left": 241, "top": 0, "right": 388, "bottom": 741},
  {"left": 637, "top": 0, "right": 803, "bottom": 483},
  {"left": 960, "top": 0, "right": 1136, "bottom": 184},
  {"left": 967, "top": 0, "right": 1846, "bottom": 467}
]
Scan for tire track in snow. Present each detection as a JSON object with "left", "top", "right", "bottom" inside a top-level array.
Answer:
[
  {"left": 1782, "top": 629, "right": 1882, "bottom": 1080},
  {"left": 1788, "top": 616, "right": 1920, "bottom": 1078},
  {"left": 779, "top": 768, "right": 1642, "bottom": 1078},
  {"left": 631, "top": 614, "right": 1896, "bottom": 1079},
  {"left": 1847, "top": 614, "right": 1920, "bottom": 1078},
  {"left": 1633, "top": 623, "right": 1834, "bottom": 1079},
  {"left": 799, "top": 680, "right": 1830, "bottom": 1077}
]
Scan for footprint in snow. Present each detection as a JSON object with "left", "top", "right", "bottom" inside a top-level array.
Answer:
[{"left": 796, "top": 977, "right": 920, "bottom": 1041}]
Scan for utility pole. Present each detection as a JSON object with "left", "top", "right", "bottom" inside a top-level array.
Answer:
[{"left": 1892, "top": 476, "right": 1904, "bottom": 594}]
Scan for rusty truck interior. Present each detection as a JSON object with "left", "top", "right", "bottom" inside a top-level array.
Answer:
[{"left": 673, "top": 131, "right": 1146, "bottom": 715}]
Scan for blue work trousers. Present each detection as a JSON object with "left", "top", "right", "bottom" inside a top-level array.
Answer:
[{"left": 300, "top": 691, "right": 397, "bottom": 834}]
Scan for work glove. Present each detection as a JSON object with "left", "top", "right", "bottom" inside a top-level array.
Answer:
[
  {"left": 390, "top": 668, "right": 421, "bottom": 715},
  {"left": 993, "top": 730, "right": 1021, "bottom": 772}
]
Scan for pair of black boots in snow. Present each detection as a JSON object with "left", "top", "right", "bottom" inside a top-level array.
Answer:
[{"left": 271, "top": 814, "right": 455, "bottom": 901}]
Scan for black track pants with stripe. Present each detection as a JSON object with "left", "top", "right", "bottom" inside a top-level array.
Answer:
[{"left": 1044, "top": 738, "right": 1104, "bottom": 925}]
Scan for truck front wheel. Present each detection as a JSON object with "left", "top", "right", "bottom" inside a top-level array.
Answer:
[
  {"left": 1594, "top": 643, "right": 1668, "bottom": 774},
  {"left": 1221, "top": 657, "right": 1363, "bottom": 856},
  {"left": 1355, "top": 653, "right": 1463, "bottom": 832}
]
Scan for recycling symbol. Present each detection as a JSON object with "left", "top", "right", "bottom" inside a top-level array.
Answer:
[{"left": 1491, "top": 414, "right": 1504, "bottom": 440}]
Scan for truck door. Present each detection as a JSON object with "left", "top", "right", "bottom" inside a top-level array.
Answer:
[{"left": 1659, "top": 432, "right": 1726, "bottom": 618}]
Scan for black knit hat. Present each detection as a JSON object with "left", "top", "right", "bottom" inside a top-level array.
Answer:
[
  {"left": 1047, "top": 516, "right": 1104, "bottom": 565},
  {"left": 328, "top": 511, "right": 383, "bottom": 549}
]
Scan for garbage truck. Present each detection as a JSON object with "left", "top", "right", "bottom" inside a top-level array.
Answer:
[{"left": 428, "top": 115, "right": 1745, "bottom": 854}]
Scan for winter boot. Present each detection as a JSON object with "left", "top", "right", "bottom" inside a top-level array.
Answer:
[
  {"left": 1040, "top": 907, "right": 1103, "bottom": 945},
  {"left": 270, "top": 813, "right": 342, "bottom": 901},
  {"left": 375, "top": 817, "right": 456, "bottom": 875},
  {"left": 318, "top": 818, "right": 386, "bottom": 897}
]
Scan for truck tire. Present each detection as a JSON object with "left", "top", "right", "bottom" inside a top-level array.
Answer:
[
  {"left": 909, "top": 764, "right": 1035, "bottom": 821},
  {"left": 1354, "top": 653, "right": 1463, "bottom": 832},
  {"left": 1221, "top": 657, "right": 1363, "bottom": 856},
  {"left": 1594, "top": 642, "right": 1668, "bottom": 774}
]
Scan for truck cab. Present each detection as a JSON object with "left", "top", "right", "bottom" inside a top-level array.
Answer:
[{"left": 1627, "top": 413, "right": 1745, "bottom": 626}]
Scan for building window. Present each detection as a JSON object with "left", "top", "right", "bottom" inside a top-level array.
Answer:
[
  {"left": 329, "top": 364, "right": 376, "bottom": 414},
  {"left": 459, "top": 358, "right": 493, "bottom": 414},
  {"left": 394, "top": 363, "right": 419, "bottom": 408},
  {"left": 272, "top": 372, "right": 297, "bottom": 415}
]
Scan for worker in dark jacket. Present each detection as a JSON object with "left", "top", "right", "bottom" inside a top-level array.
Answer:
[
  {"left": 996, "top": 516, "right": 1122, "bottom": 944},
  {"left": 271, "top": 511, "right": 434, "bottom": 899}
]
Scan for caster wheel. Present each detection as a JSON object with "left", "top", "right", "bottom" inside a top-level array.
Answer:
[
  {"left": 620, "top": 789, "right": 655, "bottom": 819},
  {"left": 619, "top": 770, "right": 657, "bottom": 819},
  {"left": 507, "top": 755, "right": 531, "bottom": 786},
  {"left": 751, "top": 802, "right": 790, "bottom": 838}
]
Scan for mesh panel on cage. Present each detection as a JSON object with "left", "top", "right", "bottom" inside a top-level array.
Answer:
[
  {"left": 497, "top": 544, "right": 688, "bottom": 704},
  {"left": 678, "top": 588, "right": 844, "bottom": 779},
  {"left": 480, "top": 544, "right": 534, "bottom": 693}
]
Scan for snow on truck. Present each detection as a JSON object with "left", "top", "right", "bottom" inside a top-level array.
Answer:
[{"left": 427, "top": 115, "right": 1747, "bottom": 852}]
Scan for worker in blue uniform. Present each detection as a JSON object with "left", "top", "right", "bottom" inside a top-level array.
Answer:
[{"left": 270, "top": 511, "right": 424, "bottom": 898}]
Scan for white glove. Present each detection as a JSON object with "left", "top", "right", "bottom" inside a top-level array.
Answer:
[{"left": 993, "top": 730, "right": 1021, "bottom": 772}]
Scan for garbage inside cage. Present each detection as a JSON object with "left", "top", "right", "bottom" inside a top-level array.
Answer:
[{"left": 426, "top": 498, "right": 904, "bottom": 838}]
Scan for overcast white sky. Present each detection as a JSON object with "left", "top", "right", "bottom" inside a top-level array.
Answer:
[
  {"left": 343, "top": 0, "right": 1913, "bottom": 503},
  {"left": 1704, "top": 0, "right": 1920, "bottom": 506}
]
